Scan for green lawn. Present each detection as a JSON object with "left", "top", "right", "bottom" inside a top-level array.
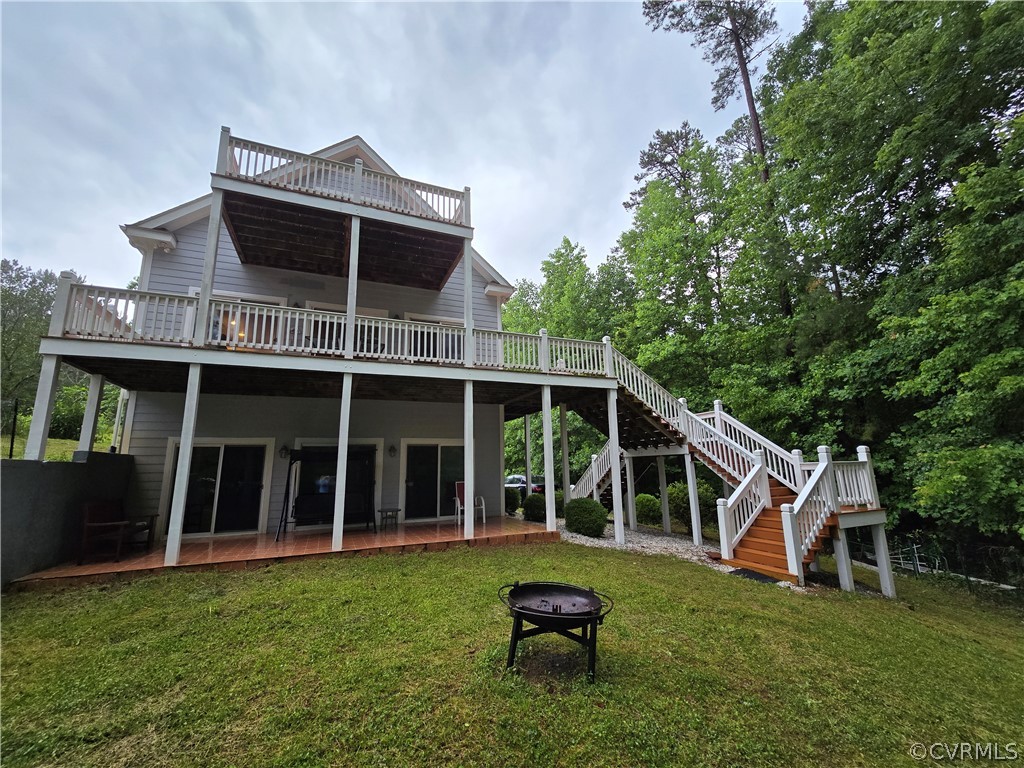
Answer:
[
  {"left": 0, "top": 435, "right": 92, "bottom": 462},
  {"left": 2, "top": 544, "right": 1022, "bottom": 767}
]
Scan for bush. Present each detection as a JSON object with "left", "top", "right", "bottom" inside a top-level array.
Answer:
[
  {"left": 554, "top": 490, "right": 565, "bottom": 518},
  {"left": 504, "top": 487, "right": 521, "bottom": 515},
  {"left": 666, "top": 479, "right": 719, "bottom": 523},
  {"left": 564, "top": 497, "right": 608, "bottom": 538},
  {"left": 635, "top": 493, "right": 661, "bottom": 525},
  {"left": 48, "top": 385, "right": 88, "bottom": 440},
  {"left": 522, "top": 493, "right": 546, "bottom": 522}
]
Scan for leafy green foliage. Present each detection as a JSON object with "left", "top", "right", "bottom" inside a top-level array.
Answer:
[
  {"left": 522, "top": 493, "right": 546, "bottom": 523},
  {"left": 505, "top": 487, "right": 521, "bottom": 514},
  {"left": 564, "top": 497, "right": 608, "bottom": 537},
  {"left": 634, "top": 493, "right": 661, "bottom": 525}
]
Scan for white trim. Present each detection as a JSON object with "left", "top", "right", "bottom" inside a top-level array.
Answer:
[
  {"left": 292, "top": 437, "right": 385, "bottom": 530},
  {"left": 403, "top": 312, "right": 463, "bottom": 326},
  {"left": 305, "top": 300, "right": 387, "bottom": 318},
  {"left": 157, "top": 436, "right": 275, "bottom": 539},
  {"left": 397, "top": 438, "right": 465, "bottom": 524},
  {"left": 129, "top": 193, "right": 212, "bottom": 232},
  {"left": 138, "top": 246, "right": 155, "bottom": 293},
  {"left": 188, "top": 286, "right": 288, "bottom": 306},
  {"left": 311, "top": 135, "right": 398, "bottom": 175}
]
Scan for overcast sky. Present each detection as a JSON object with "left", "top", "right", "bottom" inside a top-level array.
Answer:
[{"left": 2, "top": 1, "right": 806, "bottom": 289}]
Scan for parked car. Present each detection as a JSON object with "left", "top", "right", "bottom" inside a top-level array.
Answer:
[{"left": 504, "top": 474, "right": 550, "bottom": 502}]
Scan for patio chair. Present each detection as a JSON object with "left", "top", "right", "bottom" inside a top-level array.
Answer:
[
  {"left": 79, "top": 500, "right": 156, "bottom": 564},
  {"left": 454, "top": 481, "right": 486, "bottom": 527}
]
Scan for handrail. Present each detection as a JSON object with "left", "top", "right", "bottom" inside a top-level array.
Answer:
[
  {"left": 782, "top": 447, "right": 840, "bottom": 579},
  {"left": 715, "top": 453, "right": 769, "bottom": 559},
  {"left": 63, "top": 284, "right": 198, "bottom": 344},
  {"left": 224, "top": 135, "right": 467, "bottom": 225},
  {"left": 711, "top": 409, "right": 804, "bottom": 492},
  {"left": 571, "top": 440, "right": 617, "bottom": 501}
]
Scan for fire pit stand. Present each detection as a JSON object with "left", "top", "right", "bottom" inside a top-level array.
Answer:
[{"left": 499, "top": 581, "right": 614, "bottom": 681}]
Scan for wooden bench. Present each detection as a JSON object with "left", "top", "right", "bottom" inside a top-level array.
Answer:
[{"left": 79, "top": 501, "right": 157, "bottom": 564}]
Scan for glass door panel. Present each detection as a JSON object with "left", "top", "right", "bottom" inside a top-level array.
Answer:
[
  {"left": 439, "top": 445, "right": 464, "bottom": 518},
  {"left": 406, "top": 445, "right": 439, "bottom": 519},
  {"left": 214, "top": 446, "right": 265, "bottom": 533}
]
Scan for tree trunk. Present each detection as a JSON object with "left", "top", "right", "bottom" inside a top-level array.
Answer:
[{"left": 726, "top": 2, "right": 769, "bottom": 182}]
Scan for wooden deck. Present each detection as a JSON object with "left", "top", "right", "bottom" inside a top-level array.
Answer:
[{"left": 11, "top": 518, "right": 557, "bottom": 591}]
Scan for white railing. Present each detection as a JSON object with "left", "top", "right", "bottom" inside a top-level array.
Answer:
[
  {"left": 548, "top": 337, "right": 606, "bottom": 376},
  {"left": 224, "top": 135, "right": 467, "bottom": 225},
  {"left": 355, "top": 316, "right": 465, "bottom": 365},
  {"left": 207, "top": 301, "right": 348, "bottom": 354},
  {"left": 782, "top": 447, "right": 841, "bottom": 581},
  {"left": 63, "top": 284, "right": 197, "bottom": 344},
  {"left": 716, "top": 452, "right": 770, "bottom": 559},
  {"left": 834, "top": 447, "right": 880, "bottom": 508},
  {"left": 474, "top": 330, "right": 542, "bottom": 371},
  {"left": 677, "top": 408, "right": 755, "bottom": 485},
  {"left": 571, "top": 440, "right": 617, "bottom": 500},
  {"left": 612, "top": 350, "right": 685, "bottom": 427},
  {"left": 708, "top": 404, "right": 804, "bottom": 492}
]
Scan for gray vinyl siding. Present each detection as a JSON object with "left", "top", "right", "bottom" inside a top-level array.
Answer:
[
  {"left": 127, "top": 392, "right": 503, "bottom": 534},
  {"left": 146, "top": 218, "right": 499, "bottom": 329}
]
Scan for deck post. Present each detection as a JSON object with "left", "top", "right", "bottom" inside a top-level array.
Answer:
[
  {"left": 559, "top": 403, "right": 570, "bottom": 513},
  {"left": 857, "top": 445, "right": 881, "bottom": 508},
  {"left": 684, "top": 450, "right": 703, "bottom": 546},
  {"left": 624, "top": 455, "right": 637, "bottom": 531},
  {"left": 463, "top": 380, "right": 475, "bottom": 539},
  {"left": 606, "top": 389, "right": 625, "bottom": 545},
  {"left": 332, "top": 372, "right": 354, "bottom": 551},
  {"left": 524, "top": 414, "right": 532, "bottom": 494},
  {"left": 871, "top": 523, "right": 897, "bottom": 598},
  {"left": 539, "top": 329, "right": 550, "bottom": 372},
  {"left": 165, "top": 364, "right": 202, "bottom": 566},
  {"left": 353, "top": 157, "right": 364, "bottom": 203},
  {"left": 657, "top": 456, "right": 671, "bottom": 534},
  {"left": 781, "top": 503, "right": 804, "bottom": 584},
  {"left": 832, "top": 527, "right": 855, "bottom": 593},
  {"left": 791, "top": 449, "right": 805, "bottom": 492},
  {"left": 463, "top": 239, "right": 475, "bottom": 367},
  {"left": 77, "top": 373, "right": 106, "bottom": 453},
  {"left": 717, "top": 498, "right": 733, "bottom": 560},
  {"left": 193, "top": 188, "right": 225, "bottom": 346},
  {"left": 110, "top": 388, "right": 128, "bottom": 452},
  {"left": 23, "top": 355, "right": 62, "bottom": 461},
  {"left": 344, "top": 216, "right": 360, "bottom": 359},
  {"left": 603, "top": 335, "right": 615, "bottom": 378},
  {"left": 47, "top": 271, "right": 78, "bottom": 337},
  {"left": 499, "top": 404, "right": 506, "bottom": 516},
  {"left": 541, "top": 385, "right": 556, "bottom": 531}
]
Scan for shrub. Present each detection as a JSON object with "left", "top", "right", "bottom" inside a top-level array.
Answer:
[
  {"left": 522, "top": 493, "right": 546, "bottom": 522},
  {"left": 666, "top": 479, "right": 720, "bottom": 523},
  {"left": 564, "top": 497, "right": 608, "bottom": 538},
  {"left": 48, "top": 385, "right": 88, "bottom": 440},
  {"left": 554, "top": 490, "right": 565, "bottom": 518},
  {"left": 504, "top": 487, "right": 521, "bottom": 515},
  {"left": 635, "top": 493, "right": 661, "bottom": 525}
]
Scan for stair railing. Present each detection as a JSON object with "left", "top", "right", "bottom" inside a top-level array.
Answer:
[
  {"left": 571, "top": 440, "right": 615, "bottom": 500},
  {"left": 705, "top": 401, "right": 806, "bottom": 492},
  {"left": 716, "top": 450, "right": 770, "bottom": 559},
  {"left": 677, "top": 401, "right": 755, "bottom": 485},
  {"left": 782, "top": 446, "right": 840, "bottom": 583}
]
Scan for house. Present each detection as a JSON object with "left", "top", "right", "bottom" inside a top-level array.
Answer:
[{"left": 23, "top": 127, "right": 896, "bottom": 595}]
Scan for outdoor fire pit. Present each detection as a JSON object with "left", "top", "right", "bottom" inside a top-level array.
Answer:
[{"left": 498, "top": 581, "right": 614, "bottom": 681}]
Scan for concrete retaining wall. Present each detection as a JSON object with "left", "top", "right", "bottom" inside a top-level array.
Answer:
[{"left": 1, "top": 452, "right": 133, "bottom": 588}]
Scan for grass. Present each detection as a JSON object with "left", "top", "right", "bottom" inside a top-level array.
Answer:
[
  {"left": 0, "top": 434, "right": 106, "bottom": 462},
  {"left": 2, "top": 543, "right": 1022, "bottom": 768}
]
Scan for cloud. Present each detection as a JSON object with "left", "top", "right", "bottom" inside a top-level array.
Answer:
[{"left": 1, "top": 2, "right": 805, "bottom": 289}]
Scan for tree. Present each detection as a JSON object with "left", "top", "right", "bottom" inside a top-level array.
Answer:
[
  {"left": 625, "top": 123, "right": 704, "bottom": 210},
  {"left": 1, "top": 260, "right": 58, "bottom": 431},
  {"left": 643, "top": 0, "right": 779, "bottom": 180}
]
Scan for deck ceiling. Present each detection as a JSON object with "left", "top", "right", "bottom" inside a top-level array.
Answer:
[{"left": 222, "top": 191, "right": 465, "bottom": 290}]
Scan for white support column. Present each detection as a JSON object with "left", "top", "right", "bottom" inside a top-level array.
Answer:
[
  {"left": 603, "top": 335, "right": 615, "bottom": 378},
  {"left": 110, "top": 388, "right": 128, "bottom": 452},
  {"left": 332, "top": 373, "right": 354, "bottom": 551},
  {"left": 47, "top": 271, "right": 78, "bottom": 337},
  {"left": 463, "top": 380, "right": 475, "bottom": 539},
  {"left": 463, "top": 238, "right": 475, "bottom": 367},
  {"left": 192, "top": 188, "right": 225, "bottom": 346},
  {"left": 657, "top": 456, "right": 671, "bottom": 534},
  {"left": 165, "top": 364, "right": 202, "bottom": 566},
  {"left": 499, "top": 405, "right": 506, "bottom": 517},
  {"left": 624, "top": 456, "right": 637, "bottom": 531},
  {"left": 791, "top": 449, "right": 805, "bottom": 492},
  {"left": 717, "top": 499, "right": 732, "bottom": 560},
  {"left": 591, "top": 454, "right": 599, "bottom": 500},
  {"left": 77, "top": 373, "right": 105, "bottom": 453},
  {"left": 606, "top": 389, "right": 625, "bottom": 545},
  {"left": 781, "top": 503, "right": 804, "bottom": 584},
  {"left": 559, "top": 403, "right": 570, "bottom": 513},
  {"left": 541, "top": 385, "right": 556, "bottom": 531},
  {"left": 684, "top": 450, "right": 703, "bottom": 546},
  {"left": 871, "top": 523, "right": 897, "bottom": 598},
  {"left": 524, "top": 413, "right": 532, "bottom": 492},
  {"left": 832, "top": 527, "right": 855, "bottom": 593},
  {"left": 344, "top": 216, "right": 361, "bottom": 359},
  {"left": 23, "top": 355, "right": 62, "bottom": 461},
  {"left": 539, "top": 328, "right": 550, "bottom": 372}
]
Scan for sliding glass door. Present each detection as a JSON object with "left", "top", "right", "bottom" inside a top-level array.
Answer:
[
  {"left": 168, "top": 444, "right": 267, "bottom": 534},
  {"left": 404, "top": 443, "right": 464, "bottom": 520}
]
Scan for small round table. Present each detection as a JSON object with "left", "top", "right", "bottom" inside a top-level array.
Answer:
[{"left": 379, "top": 507, "right": 400, "bottom": 532}]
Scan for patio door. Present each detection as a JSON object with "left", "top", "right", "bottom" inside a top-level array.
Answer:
[
  {"left": 167, "top": 444, "right": 266, "bottom": 535},
  {"left": 404, "top": 444, "right": 463, "bottom": 519}
]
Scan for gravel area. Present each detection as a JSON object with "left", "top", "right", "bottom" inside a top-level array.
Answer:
[{"left": 554, "top": 519, "right": 809, "bottom": 591}]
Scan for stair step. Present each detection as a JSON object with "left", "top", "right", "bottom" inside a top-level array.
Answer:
[
  {"left": 732, "top": 544, "right": 790, "bottom": 568},
  {"left": 740, "top": 533, "right": 787, "bottom": 555},
  {"left": 721, "top": 558, "right": 799, "bottom": 584}
]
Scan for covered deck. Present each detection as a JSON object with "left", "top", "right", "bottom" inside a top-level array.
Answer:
[{"left": 12, "top": 517, "right": 556, "bottom": 590}]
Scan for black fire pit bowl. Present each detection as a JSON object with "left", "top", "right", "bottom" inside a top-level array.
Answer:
[{"left": 499, "top": 581, "right": 613, "bottom": 681}]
